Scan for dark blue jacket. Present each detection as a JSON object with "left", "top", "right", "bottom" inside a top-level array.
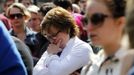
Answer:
[
  {"left": 10, "top": 27, "right": 38, "bottom": 57},
  {"left": 0, "top": 21, "right": 27, "bottom": 75},
  {"left": 128, "top": 65, "right": 134, "bottom": 75}
]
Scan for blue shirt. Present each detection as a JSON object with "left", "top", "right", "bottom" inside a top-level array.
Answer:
[
  {"left": 128, "top": 65, "right": 134, "bottom": 75},
  {"left": 10, "top": 27, "right": 39, "bottom": 57},
  {"left": 0, "top": 21, "right": 27, "bottom": 75}
]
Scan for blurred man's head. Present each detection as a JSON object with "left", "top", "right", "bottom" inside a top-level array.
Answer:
[
  {"left": 78, "top": 0, "right": 87, "bottom": 15},
  {"left": 18, "top": 0, "right": 33, "bottom": 7},
  {"left": 27, "top": 5, "right": 41, "bottom": 32},
  {"left": 53, "top": 0, "right": 73, "bottom": 12},
  {"left": 3, "top": 0, "right": 18, "bottom": 13},
  {"left": 38, "top": 2, "right": 55, "bottom": 20}
]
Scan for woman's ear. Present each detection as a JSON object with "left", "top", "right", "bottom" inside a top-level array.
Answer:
[{"left": 116, "top": 17, "right": 126, "bottom": 30}]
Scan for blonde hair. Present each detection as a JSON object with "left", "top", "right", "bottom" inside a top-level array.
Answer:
[
  {"left": 6, "top": 3, "right": 31, "bottom": 21},
  {"left": 27, "top": 5, "right": 39, "bottom": 14}
]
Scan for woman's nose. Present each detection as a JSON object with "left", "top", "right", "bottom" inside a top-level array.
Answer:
[
  {"left": 87, "top": 23, "right": 94, "bottom": 32},
  {"left": 14, "top": 16, "right": 18, "bottom": 19}
]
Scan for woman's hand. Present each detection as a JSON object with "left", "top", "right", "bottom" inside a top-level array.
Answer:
[{"left": 47, "top": 40, "right": 62, "bottom": 54}]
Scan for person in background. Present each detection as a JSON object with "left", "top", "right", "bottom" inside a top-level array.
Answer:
[
  {"left": 26, "top": 4, "right": 51, "bottom": 65},
  {"left": 81, "top": 0, "right": 128, "bottom": 75},
  {"left": 38, "top": 2, "right": 55, "bottom": 20},
  {"left": 33, "top": 7, "right": 94, "bottom": 75},
  {"left": 18, "top": 0, "right": 33, "bottom": 7},
  {"left": 0, "top": 0, "right": 17, "bottom": 30},
  {"left": 32, "top": 2, "right": 55, "bottom": 60},
  {"left": 27, "top": 5, "right": 41, "bottom": 32},
  {"left": 6, "top": 3, "right": 39, "bottom": 65},
  {"left": 2, "top": 3, "right": 34, "bottom": 73},
  {"left": 72, "top": 4, "right": 81, "bottom": 14},
  {"left": 53, "top": 0, "right": 88, "bottom": 42},
  {"left": 72, "top": 0, "right": 80, "bottom": 4},
  {"left": 78, "top": 0, "right": 87, "bottom": 15},
  {"left": 2, "top": 13, "right": 33, "bottom": 75},
  {"left": 2, "top": 0, "right": 18, "bottom": 14},
  {"left": 0, "top": 20, "right": 27, "bottom": 75}
]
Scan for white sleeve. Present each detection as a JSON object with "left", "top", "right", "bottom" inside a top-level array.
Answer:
[
  {"left": 33, "top": 43, "right": 93, "bottom": 75},
  {"left": 33, "top": 51, "right": 59, "bottom": 75}
]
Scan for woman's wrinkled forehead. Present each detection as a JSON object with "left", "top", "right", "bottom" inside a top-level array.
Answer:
[{"left": 43, "top": 25, "right": 58, "bottom": 33}]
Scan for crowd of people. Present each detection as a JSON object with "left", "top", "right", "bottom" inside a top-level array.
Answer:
[{"left": 0, "top": 0, "right": 134, "bottom": 75}]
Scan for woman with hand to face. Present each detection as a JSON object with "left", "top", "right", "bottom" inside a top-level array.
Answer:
[{"left": 33, "top": 7, "right": 94, "bottom": 75}]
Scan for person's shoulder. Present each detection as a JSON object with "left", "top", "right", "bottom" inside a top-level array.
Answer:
[
  {"left": 25, "top": 27, "right": 37, "bottom": 36},
  {"left": 74, "top": 36, "right": 90, "bottom": 47},
  {"left": 120, "top": 50, "right": 134, "bottom": 75},
  {"left": 122, "top": 50, "right": 134, "bottom": 60}
]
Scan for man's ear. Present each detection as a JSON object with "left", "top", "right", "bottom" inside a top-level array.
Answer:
[{"left": 67, "top": 7, "right": 72, "bottom": 12}]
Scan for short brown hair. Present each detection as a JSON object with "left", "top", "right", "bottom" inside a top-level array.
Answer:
[{"left": 41, "top": 7, "right": 79, "bottom": 38}]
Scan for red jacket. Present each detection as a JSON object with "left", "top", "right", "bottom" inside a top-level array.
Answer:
[{"left": 0, "top": 14, "right": 11, "bottom": 30}]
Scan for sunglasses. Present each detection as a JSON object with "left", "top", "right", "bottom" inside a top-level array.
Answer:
[
  {"left": 9, "top": 13, "right": 24, "bottom": 20},
  {"left": 88, "top": 13, "right": 110, "bottom": 26}
]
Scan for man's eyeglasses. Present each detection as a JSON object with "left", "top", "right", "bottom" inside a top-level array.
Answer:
[
  {"left": 9, "top": 13, "right": 24, "bottom": 20},
  {"left": 88, "top": 13, "right": 110, "bottom": 27},
  {"left": 43, "top": 31, "right": 61, "bottom": 40}
]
